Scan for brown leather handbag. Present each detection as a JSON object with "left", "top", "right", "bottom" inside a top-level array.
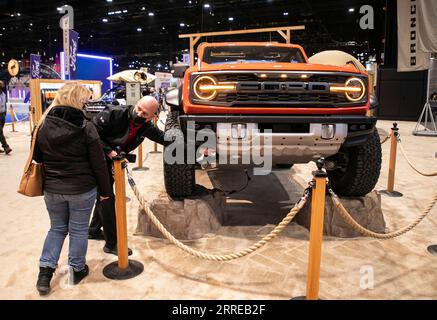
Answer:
[{"left": 17, "top": 123, "right": 44, "bottom": 197}]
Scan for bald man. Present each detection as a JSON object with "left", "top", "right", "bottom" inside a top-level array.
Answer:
[{"left": 89, "top": 96, "right": 169, "bottom": 255}]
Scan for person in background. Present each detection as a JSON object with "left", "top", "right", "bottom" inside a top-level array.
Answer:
[
  {"left": 89, "top": 96, "right": 168, "bottom": 256},
  {"left": 0, "top": 80, "right": 12, "bottom": 155},
  {"left": 33, "top": 82, "right": 112, "bottom": 296}
]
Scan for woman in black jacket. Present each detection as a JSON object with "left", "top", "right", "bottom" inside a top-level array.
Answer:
[{"left": 33, "top": 82, "right": 112, "bottom": 296}]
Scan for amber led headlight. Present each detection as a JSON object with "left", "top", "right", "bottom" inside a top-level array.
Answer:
[
  {"left": 330, "top": 77, "right": 366, "bottom": 102},
  {"left": 193, "top": 75, "right": 236, "bottom": 101}
]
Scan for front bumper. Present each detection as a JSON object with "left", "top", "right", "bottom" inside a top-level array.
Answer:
[
  {"left": 180, "top": 115, "right": 376, "bottom": 164},
  {"left": 181, "top": 115, "right": 376, "bottom": 144}
]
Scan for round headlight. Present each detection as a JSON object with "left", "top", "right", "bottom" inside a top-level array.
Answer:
[
  {"left": 193, "top": 76, "right": 218, "bottom": 101},
  {"left": 345, "top": 77, "right": 366, "bottom": 102}
]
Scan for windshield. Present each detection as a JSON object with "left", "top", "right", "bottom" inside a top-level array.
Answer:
[{"left": 202, "top": 46, "right": 306, "bottom": 64}]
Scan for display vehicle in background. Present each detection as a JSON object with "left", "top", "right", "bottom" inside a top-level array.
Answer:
[{"left": 164, "top": 42, "right": 381, "bottom": 198}]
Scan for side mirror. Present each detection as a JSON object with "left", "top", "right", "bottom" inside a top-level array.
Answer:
[
  {"left": 164, "top": 87, "right": 183, "bottom": 112},
  {"left": 171, "top": 63, "right": 189, "bottom": 79},
  {"left": 370, "top": 93, "right": 378, "bottom": 110}
]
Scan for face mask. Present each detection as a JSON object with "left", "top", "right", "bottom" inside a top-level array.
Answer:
[{"left": 131, "top": 108, "right": 147, "bottom": 125}]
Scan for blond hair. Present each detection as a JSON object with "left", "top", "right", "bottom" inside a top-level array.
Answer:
[{"left": 37, "top": 82, "right": 92, "bottom": 127}]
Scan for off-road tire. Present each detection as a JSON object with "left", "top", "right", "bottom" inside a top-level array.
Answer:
[
  {"left": 327, "top": 128, "right": 382, "bottom": 197},
  {"left": 163, "top": 111, "right": 195, "bottom": 198}
]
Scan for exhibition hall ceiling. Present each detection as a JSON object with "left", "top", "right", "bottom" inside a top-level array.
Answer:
[{"left": 0, "top": 0, "right": 385, "bottom": 70}]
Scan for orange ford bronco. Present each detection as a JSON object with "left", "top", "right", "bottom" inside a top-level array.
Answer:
[{"left": 164, "top": 42, "right": 381, "bottom": 198}]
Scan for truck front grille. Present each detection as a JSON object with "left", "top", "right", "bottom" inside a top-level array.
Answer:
[{"left": 191, "top": 71, "right": 368, "bottom": 108}]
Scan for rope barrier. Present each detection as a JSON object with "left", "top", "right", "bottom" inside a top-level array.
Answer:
[
  {"left": 126, "top": 168, "right": 309, "bottom": 261},
  {"left": 329, "top": 188, "right": 437, "bottom": 239},
  {"left": 380, "top": 135, "right": 390, "bottom": 145},
  {"left": 397, "top": 137, "right": 437, "bottom": 177},
  {"left": 5, "top": 114, "right": 30, "bottom": 125}
]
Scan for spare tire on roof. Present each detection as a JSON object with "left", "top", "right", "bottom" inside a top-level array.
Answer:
[{"left": 308, "top": 50, "right": 366, "bottom": 72}]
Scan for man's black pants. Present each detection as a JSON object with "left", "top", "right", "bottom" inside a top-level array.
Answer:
[
  {"left": 0, "top": 113, "right": 10, "bottom": 149},
  {"left": 89, "top": 159, "right": 117, "bottom": 249}
]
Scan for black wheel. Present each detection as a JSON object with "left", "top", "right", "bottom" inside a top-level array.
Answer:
[
  {"left": 163, "top": 111, "right": 195, "bottom": 198},
  {"left": 275, "top": 164, "right": 294, "bottom": 169},
  {"left": 327, "top": 128, "right": 382, "bottom": 197}
]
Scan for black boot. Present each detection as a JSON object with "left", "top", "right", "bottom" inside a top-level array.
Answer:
[
  {"left": 72, "top": 264, "right": 89, "bottom": 285},
  {"left": 4, "top": 147, "right": 11, "bottom": 155},
  {"left": 88, "top": 229, "right": 105, "bottom": 240},
  {"left": 36, "top": 267, "right": 55, "bottom": 296},
  {"left": 103, "top": 245, "right": 133, "bottom": 256}
]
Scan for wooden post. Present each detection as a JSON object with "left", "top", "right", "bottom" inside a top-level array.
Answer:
[
  {"left": 28, "top": 113, "right": 33, "bottom": 135},
  {"left": 9, "top": 105, "right": 16, "bottom": 132},
  {"left": 103, "top": 153, "right": 144, "bottom": 280},
  {"left": 306, "top": 160, "right": 327, "bottom": 300},
  {"left": 149, "top": 115, "right": 162, "bottom": 154},
  {"left": 181, "top": 26, "right": 306, "bottom": 67},
  {"left": 190, "top": 37, "right": 195, "bottom": 67},
  {"left": 133, "top": 142, "right": 149, "bottom": 171},
  {"left": 137, "top": 144, "right": 143, "bottom": 169},
  {"left": 189, "top": 36, "right": 201, "bottom": 66},
  {"left": 387, "top": 123, "right": 399, "bottom": 192},
  {"left": 380, "top": 123, "right": 403, "bottom": 197},
  {"left": 153, "top": 115, "right": 158, "bottom": 153},
  {"left": 277, "top": 30, "right": 287, "bottom": 41},
  {"left": 181, "top": 26, "right": 305, "bottom": 66},
  {"left": 113, "top": 158, "right": 129, "bottom": 269}
]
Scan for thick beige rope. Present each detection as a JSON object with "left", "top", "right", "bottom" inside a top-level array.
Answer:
[
  {"left": 398, "top": 140, "right": 437, "bottom": 177},
  {"left": 130, "top": 183, "right": 308, "bottom": 261},
  {"left": 329, "top": 189, "right": 437, "bottom": 239},
  {"left": 380, "top": 136, "right": 390, "bottom": 145}
]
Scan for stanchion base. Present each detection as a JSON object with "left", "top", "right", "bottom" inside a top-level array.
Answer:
[
  {"left": 427, "top": 245, "right": 437, "bottom": 256},
  {"left": 149, "top": 151, "right": 162, "bottom": 154},
  {"left": 413, "top": 131, "right": 437, "bottom": 137},
  {"left": 379, "top": 190, "right": 403, "bottom": 197},
  {"left": 103, "top": 260, "right": 144, "bottom": 280},
  {"left": 290, "top": 296, "right": 322, "bottom": 300},
  {"left": 132, "top": 167, "right": 149, "bottom": 171}
]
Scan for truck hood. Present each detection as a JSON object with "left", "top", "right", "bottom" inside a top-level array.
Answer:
[{"left": 197, "top": 62, "right": 363, "bottom": 74}]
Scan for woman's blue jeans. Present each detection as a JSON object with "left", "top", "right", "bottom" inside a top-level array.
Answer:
[{"left": 39, "top": 188, "right": 97, "bottom": 272}]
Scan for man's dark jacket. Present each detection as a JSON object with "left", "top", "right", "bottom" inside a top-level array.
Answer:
[{"left": 92, "top": 105, "right": 166, "bottom": 155}]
